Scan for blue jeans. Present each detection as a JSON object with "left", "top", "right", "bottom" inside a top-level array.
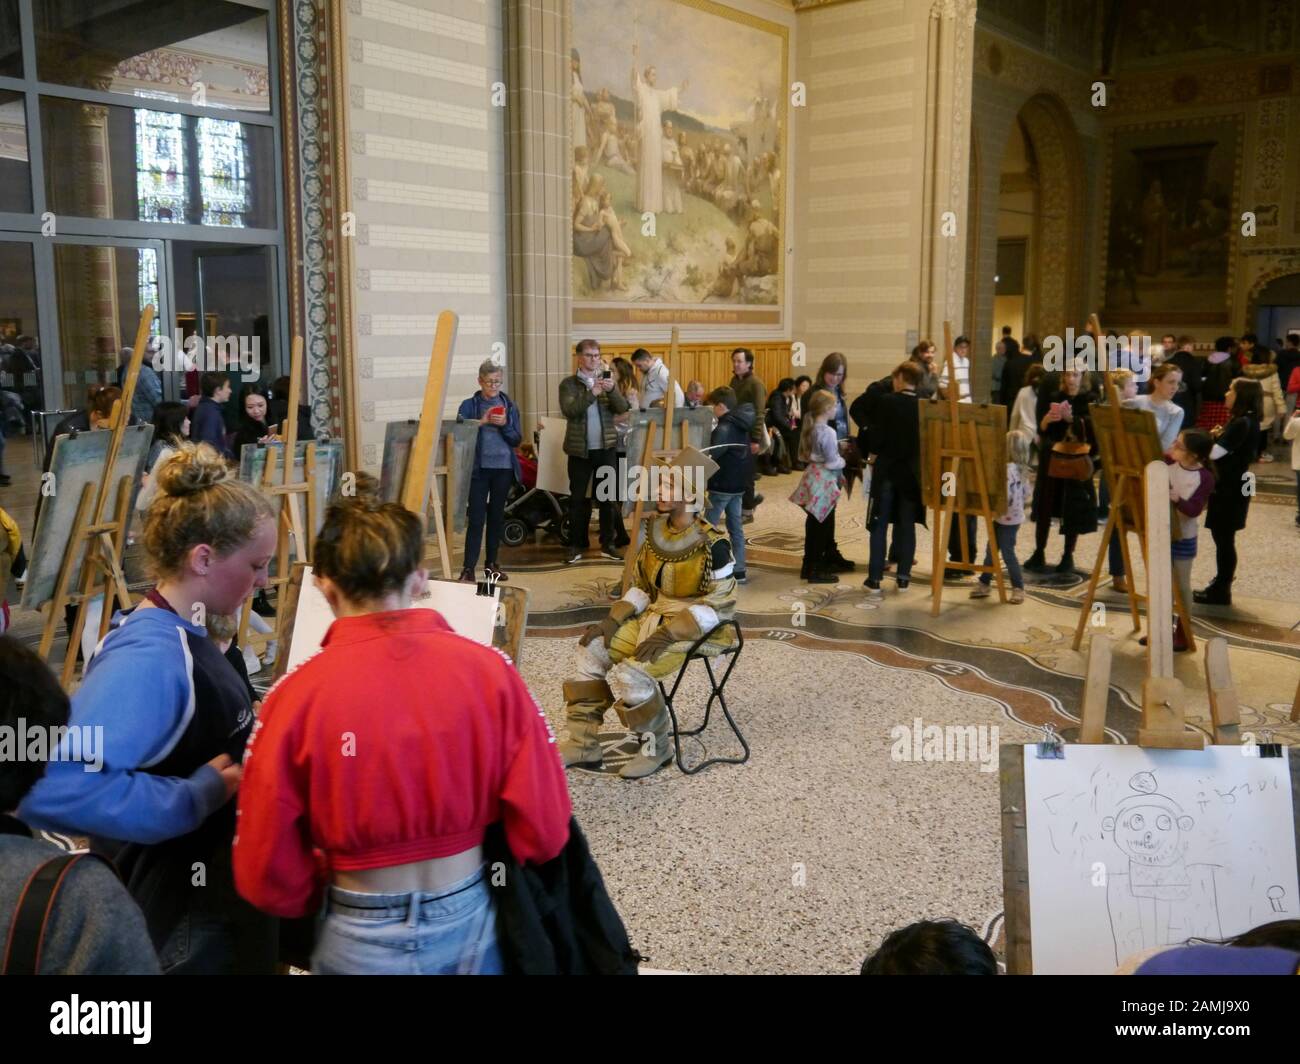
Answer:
[
  {"left": 978, "top": 521, "right": 1024, "bottom": 589},
  {"left": 705, "top": 491, "right": 745, "bottom": 571},
  {"left": 313, "top": 866, "right": 503, "bottom": 975},
  {"left": 868, "top": 480, "right": 917, "bottom": 583},
  {"left": 464, "top": 467, "right": 514, "bottom": 570}
]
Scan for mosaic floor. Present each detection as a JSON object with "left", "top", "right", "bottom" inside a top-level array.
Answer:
[{"left": 4, "top": 438, "right": 1299, "bottom": 973}]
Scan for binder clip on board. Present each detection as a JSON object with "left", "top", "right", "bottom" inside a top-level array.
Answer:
[
  {"left": 1036, "top": 723, "right": 1065, "bottom": 760},
  {"left": 477, "top": 567, "right": 502, "bottom": 598}
]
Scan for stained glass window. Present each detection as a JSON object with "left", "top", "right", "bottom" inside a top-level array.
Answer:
[
  {"left": 135, "top": 109, "right": 187, "bottom": 223},
  {"left": 137, "top": 247, "right": 161, "bottom": 336},
  {"left": 197, "top": 117, "right": 249, "bottom": 227}
]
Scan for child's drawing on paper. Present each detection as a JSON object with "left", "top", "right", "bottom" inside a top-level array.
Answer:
[
  {"left": 1022, "top": 746, "right": 1298, "bottom": 974},
  {"left": 1102, "top": 771, "right": 1222, "bottom": 961}
]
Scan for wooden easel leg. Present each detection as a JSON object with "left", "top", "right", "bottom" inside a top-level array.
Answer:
[
  {"left": 63, "top": 560, "right": 99, "bottom": 689},
  {"left": 1073, "top": 511, "right": 1116, "bottom": 650},
  {"left": 1290, "top": 670, "right": 1299, "bottom": 723},
  {"left": 1078, "top": 633, "right": 1114, "bottom": 744},
  {"left": 931, "top": 495, "right": 955, "bottom": 617},
  {"left": 429, "top": 484, "right": 452, "bottom": 579},
  {"left": 1114, "top": 516, "right": 1142, "bottom": 633}
]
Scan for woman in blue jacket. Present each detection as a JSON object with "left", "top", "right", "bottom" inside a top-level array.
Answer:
[
  {"left": 457, "top": 359, "right": 522, "bottom": 582},
  {"left": 20, "top": 442, "right": 279, "bottom": 973}
]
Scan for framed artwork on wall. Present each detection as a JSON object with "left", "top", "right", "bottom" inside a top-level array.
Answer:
[{"left": 571, "top": 0, "right": 788, "bottom": 330}]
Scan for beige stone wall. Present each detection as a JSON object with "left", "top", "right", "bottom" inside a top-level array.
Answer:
[
  {"left": 792, "top": 0, "right": 975, "bottom": 390},
  {"left": 340, "top": 0, "right": 509, "bottom": 470}
]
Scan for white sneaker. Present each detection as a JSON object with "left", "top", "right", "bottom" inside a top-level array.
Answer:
[{"left": 969, "top": 583, "right": 991, "bottom": 599}]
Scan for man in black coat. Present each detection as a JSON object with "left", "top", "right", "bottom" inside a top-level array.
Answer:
[{"left": 863, "top": 361, "right": 923, "bottom": 598}]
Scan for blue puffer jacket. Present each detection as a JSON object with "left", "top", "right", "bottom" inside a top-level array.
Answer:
[{"left": 707, "top": 403, "right": 756, "bottom": 495}]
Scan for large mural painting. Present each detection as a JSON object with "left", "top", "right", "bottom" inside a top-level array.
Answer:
[
  {"left": 1102, "top": 117, "right": 1242, "bottom": 326},
  {"left": 571, "top": 0, "right": 787, "bottom": 328}
]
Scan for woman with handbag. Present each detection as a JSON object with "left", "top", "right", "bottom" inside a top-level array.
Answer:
[{"left": 1024, "top": 365, "right": 1098, "bottom": 575}]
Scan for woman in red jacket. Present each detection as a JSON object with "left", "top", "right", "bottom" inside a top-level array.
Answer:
[{"left": 233, "top": 480, "right": 571, "bottom": 974}]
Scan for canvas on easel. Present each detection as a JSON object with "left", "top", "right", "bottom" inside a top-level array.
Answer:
[
  {"left": 1071, "top": 314, "right": 1195, "bottom": 656},
  {"left": 919, "top": 322, "right": 1008, "bottom": 614},
  {"left": 24, "top": 305, "right": 156, "bottom": 686},
  {"left": 272, "top": 563, "right": 529, "bottom": 679},
  {"left": 378, "top": 417, "right": 479, "bottom": 535}
]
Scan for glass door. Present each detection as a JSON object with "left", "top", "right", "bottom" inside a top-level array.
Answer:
[{"left": 48, "top": 237, "right": 168, "bottom": 413}]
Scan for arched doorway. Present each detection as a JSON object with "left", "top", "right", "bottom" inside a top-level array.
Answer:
[
  {"left": 1247, "top": 271, "right": 1300, "bottom": 346},
  {"left": 993, "top": 94, "right": 1085, "bottom": 345}
]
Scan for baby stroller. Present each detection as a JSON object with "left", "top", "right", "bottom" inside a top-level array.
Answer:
[{"left": 500, "top": 440, "right": 572, "bottom": 546}]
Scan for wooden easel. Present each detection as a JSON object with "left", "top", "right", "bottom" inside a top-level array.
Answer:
[
  {"left": 619, "top": 326, "right": 690, "bottom": 594},
  {"left": 44, "top": 305, "right": 155, "bottom": 687},
  {"left": 1072, "top": 314, "right": 1195, "bottom": 653},
  {"left": 1077, "top": 459, "right": 1203, "bottom": 749},
  {"left": 237, "top": 335, "right": 317, "bottom": 661},
  {"left": 401, "top": 310, "right": 458, "bottom": 579},
  {"left": 926, "top": 320, "right": 1006, "bottom": 615}
]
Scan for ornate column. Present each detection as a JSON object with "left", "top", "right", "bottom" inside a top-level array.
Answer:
[
  {"left": 503, "top": 0, "right": 572, "bottom": 421},
  {"left": 919, "top": 0, "right": 976, "bottom": 346}
]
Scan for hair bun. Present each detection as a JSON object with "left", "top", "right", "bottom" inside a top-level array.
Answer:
[
  {"left": 156, "top": 442, "right": 231, "bottom": 498},
  {"left": 339, "top": 471, "right": 383, "bottom": 510}
]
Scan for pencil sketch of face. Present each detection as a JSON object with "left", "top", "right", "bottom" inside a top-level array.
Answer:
[
  {"left": 1104, "top": 773, "right": 1195, "bottom": 868},
  {"left": 1105, "top": 800, "right": 1194, "bottom": 867}
]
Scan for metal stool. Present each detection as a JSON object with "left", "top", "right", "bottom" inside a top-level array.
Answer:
[{"left": 658, "top": 619, "right": 748, "bottom": 775}]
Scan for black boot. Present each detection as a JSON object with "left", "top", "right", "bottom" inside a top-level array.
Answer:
[
  {"left": 1055, "top": 553, "right": 1075, "bottom": 574},
  {"left": 1024, "top": 549, "right": 1048, "bottom": 572},
  {"left": 1193, "top": 582, "right": 1231, "bottom": 606}
]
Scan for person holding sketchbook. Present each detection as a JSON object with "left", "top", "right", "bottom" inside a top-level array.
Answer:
[{"left": 233, "top": 476, "right": 571, "bottom": 974}]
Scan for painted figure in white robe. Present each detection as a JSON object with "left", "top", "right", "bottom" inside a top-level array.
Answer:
[
  {"left": 571, "top": 51, "right": 591, "bottom": 151},
  {"left": 631, "top": 44, "right": 687, "bottom": 214}
]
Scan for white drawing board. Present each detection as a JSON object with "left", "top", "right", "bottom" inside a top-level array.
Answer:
[
  {"left": 535, "top": 416, "right": 570, "bottom": 496},
  {"left": 284, "top": 566, "right": 500, "bottom": 673},
  {"left": 1022, "top": 745, "right": 1298, "bottom": 974}
]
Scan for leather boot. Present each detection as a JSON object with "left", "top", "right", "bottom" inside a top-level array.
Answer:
[
  {"left": 1193, "top": 582, "right": 1231, "bottom": 606},
  {"left": 1024, "top": 549, "right": 1047, "bottom": 572},
  {"left": 614, "top": 688, "right": 673, "bottom": 779},
  {"left": 558, "top": 679, "right": 611, "bottom": 768}
]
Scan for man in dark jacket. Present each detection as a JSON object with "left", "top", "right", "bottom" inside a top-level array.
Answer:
[
  {"left": 190, "top": 371, "right": 232, "bottom": 458},
  {"left": 864, "top": 361, "right": 923, "bottom": 598},
  {"left": 999, "top": 338, "right": 1034, "bottom": 410},
  {"left": 729, "top": 347, "right": 766, "bottom": 521},
  {"left": 704, "top": 387, "right": 755, "bottom": 583},
  {"left": 559, "top": 339, "right": 630, "bottom": 562}
]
